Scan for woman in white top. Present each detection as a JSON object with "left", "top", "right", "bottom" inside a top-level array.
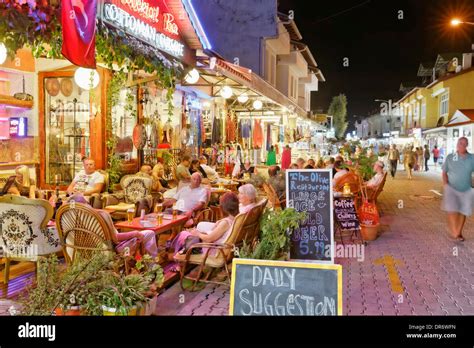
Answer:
[{"left": 171, "top": 192, "right": 240, "bottom": 269}]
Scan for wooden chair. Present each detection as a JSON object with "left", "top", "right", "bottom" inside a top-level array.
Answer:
[
  {"left": 0, "top": 195, "right": 62, "bottom": 284},
  {"left": 102, "top": 175, "right": 154, "bottom": 219},
  {"left": 366, "top": 172, "right": 388, "bottom": 205},
  {"left": 174, "top": 199, "right": 267, "bottom": 291},
  {"left": 262, "top": 183, "right": 285, "bottom": 210},
  {"left": 55, "top": 203, "right": 115, "bottom": 265}
]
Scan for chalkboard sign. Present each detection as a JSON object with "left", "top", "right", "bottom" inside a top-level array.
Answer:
[
  {"left": 334, "top": 197, "right": 360, "bottom": 231},
  {"left": 229, "top": 258, "right": 342, "bottom": 316},
  {"left": 286, "top": 170, "right": 334, "bottom": 263}
]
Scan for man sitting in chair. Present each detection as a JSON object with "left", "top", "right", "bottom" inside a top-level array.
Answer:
[
  {"left": 67, "top": 158, "right": 104, "bottom": 196},
  {"left": 163, "top": 172, "right": 208, "bottom": 228},
  {"left": 66, "top": 158, "right": 105, "bottom": 208}
]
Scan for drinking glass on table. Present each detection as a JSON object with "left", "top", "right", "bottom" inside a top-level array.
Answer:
[
  {"left": 127, "top": 208, "right": 135, "bottom": 224},
  {"left": 172, "top": 204, "right": 178, "bottom": 220},
  {"left": 154, "top": 203, "right": 163, "bottom": 214},
  {"left": 157, "top": 212, "right": 163, "bottom": 225}
]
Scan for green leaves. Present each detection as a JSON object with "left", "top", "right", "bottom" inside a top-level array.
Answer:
[{"left": 240, "top": 208, "right": 306, "bottom": 261}]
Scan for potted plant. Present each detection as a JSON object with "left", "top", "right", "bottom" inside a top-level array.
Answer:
[
  {"left": 99, "top": 253, "right": 164, "bottom": 316},
  {"left": 20, "top": 254, "right": 110, "bottom": 316},
  {"left": 240, "top": 208, "right": 306, "bottom": 260}
]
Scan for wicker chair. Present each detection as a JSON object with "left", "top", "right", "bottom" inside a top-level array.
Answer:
[
  {"left": 0, "top": 195, "right": 61, "bottom": 284},
  {"left": 55, "top": 203, "right": 115, "bottom": 265},
  {"left": 174, "top": 199, "right": 267, "bottom": 291},
  {"left": 262, "top": 183, "right": 285, "bottom": 210},
  {"left": 102, "top": 175, "right": 154, "bottom": 219},
  {"left": 366, "top": 172, "right": 388, "bottom": 205}
]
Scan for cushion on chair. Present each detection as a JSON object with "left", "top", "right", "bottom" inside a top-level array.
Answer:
[
  {"left": 0, "top": 201, "right": 61, "bottom": 256},
  {"left": 174, "top": 252, "right": 226, "bottom": 268}
]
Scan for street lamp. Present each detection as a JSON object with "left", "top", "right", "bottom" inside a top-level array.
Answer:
[{"left": 450, "top": 18, "right": 474, "bottom": 26}]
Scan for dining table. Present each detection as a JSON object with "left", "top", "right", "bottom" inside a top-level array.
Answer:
[{"left": 115, "top": 213, "right": 188, "bottom": 235}]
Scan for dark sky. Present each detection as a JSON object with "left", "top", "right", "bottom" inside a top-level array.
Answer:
[{"left": 278, "top": 0, "right": 474, "bottom": 131}]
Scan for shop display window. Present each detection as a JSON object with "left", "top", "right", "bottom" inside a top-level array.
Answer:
[
  {"left": 44, "top": 76, "right": 93, "bottom": 185},
  {"left": 112, "top": 86, "right": 138, "bottom": 165}
]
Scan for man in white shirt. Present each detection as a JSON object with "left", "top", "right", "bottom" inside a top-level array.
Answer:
[
  {"left": 163, "top": 172, "right": 209, "bottom": 227},
  {"left": 366, "top": 161, "right": 385, "bottom": 189},
  {"left": 67, "top": 158, "right": 105, "bottom": 196}
]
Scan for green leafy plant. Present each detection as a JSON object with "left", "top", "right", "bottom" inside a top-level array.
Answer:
[
  {"left": 240, "top": 208, "right": 306, "bottom": 261},
  {"left": 19, "top": 252, "right": 164, "bottom": 316},
  {"left": 20, "top": 254, "right": 112, "bottom": 316}
]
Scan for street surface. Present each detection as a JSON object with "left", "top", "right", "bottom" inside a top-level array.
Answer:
[{"left": 155, "top": 166, "right": 474, "bottom": 316}]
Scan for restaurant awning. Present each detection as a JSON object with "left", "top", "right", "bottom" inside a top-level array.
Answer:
[
  {"left": 445, "top": 109, "right": 474, "bottom": 127},
  {"left": 182, "top": 55, "right": 308, "bottom": 118}
]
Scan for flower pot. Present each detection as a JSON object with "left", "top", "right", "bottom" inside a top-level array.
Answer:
[
  {"left": 137, "top": 295, "right": 158, "bottom": 316},
  {"left": 360, "top": 223, "right": 379, "bottom": 241},
  {"left": 54, "top": 306, "right": 82, "bottom": 316},
  {"left": 102, "top": 305, "right": 138, "bottom": 316}
]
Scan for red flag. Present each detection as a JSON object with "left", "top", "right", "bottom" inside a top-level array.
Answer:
[{"left": 61, "top": 0, "right": 97, "bottom": 68}]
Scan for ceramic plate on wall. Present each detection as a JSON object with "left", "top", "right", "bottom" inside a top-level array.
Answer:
[
  {"left": 46, "top": 78, "right": 60, "bottom": 96},
  {"left": 60, "top": 78, "right": 73, "bottom": 97}
]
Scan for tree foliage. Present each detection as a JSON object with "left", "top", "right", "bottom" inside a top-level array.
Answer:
[{"left": 328, "top": 94, "right": 349, "bottom": 139}]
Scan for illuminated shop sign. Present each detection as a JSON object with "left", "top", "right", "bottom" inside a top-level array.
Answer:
[{"left": 101, "top": 0, "right": 185, "bottom": 59}]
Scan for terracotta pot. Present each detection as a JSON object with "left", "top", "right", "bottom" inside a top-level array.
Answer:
[
  {"left": 102, "top": 305, "right": 138, "bottom": 316},
  {"left": 54, "top": 306, "right": 82, "bottom": 316},
  {"left": 360, "top": 223, "right": 379, "bottom": 241}
]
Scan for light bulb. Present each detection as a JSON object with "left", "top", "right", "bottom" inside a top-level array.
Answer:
[
  {"left": 0, "top": 43, "right": 7, "bottom": 65},
  {"left": 253, "top": 100, "right": 263, "bottom": 110},
  {"left": 220, "top": 86, "right": 233, "bottom": 99},
  {"left": 184, "top": 68, "right": 200, "bottom": 84},
  {"left": 74, "top": 68, "right": 100, "bottom": 90},
  {"left": 237, "top": 93, "right": 249, "bottom": 103}
]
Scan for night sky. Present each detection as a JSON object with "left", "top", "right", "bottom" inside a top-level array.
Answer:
[{"left": 278, "top": 0, "right": 474, "bottom": 131}]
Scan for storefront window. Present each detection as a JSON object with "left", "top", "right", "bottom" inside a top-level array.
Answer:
[{"left": 44, "top": 76, "right": 92, "bottom": 185}]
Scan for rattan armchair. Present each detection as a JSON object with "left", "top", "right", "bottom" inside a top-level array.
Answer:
[
  {"left": 55, "top": 203, "right": 115, "bottom": 265},
  {"left": 102, "top": 175, "right": 154, "bottom": 219},
  {"left": 0, "top": 195, "right": 61, "bottom": 284},
  {"left": 174, "top": 199, "right": 267, "bottom": 291}
]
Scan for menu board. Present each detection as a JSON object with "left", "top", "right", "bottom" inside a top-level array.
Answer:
[
  {"left": 229, "top": 258, "right": 342, "bottom": 316},
  {"left": 334, "top": 197, "right": 360, "bottom": 231},
  {"left": 286, "top": 170, "right": 334, "bottom": 263}
]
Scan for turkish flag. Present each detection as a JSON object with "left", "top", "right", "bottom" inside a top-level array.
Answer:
[{"left": 61, "top": 0, "right": 97, "bottom": 68}]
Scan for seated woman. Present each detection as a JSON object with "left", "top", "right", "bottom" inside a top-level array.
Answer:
[
  {"left": 238, "top": 184, "right": 258, "bottom": 213},
  {"left": 7, "top": 165, "right": 36, "bottom": 199},
  {"left": 236, "top": 160, "right": 255, "bottom": 179},
  {"left": 170, "top": 192, "right": 239, "bottom": 270},
  {"left": 68, "top": 194, "right": 158, "bottom": 257},
  {"left": 189, "top": 159, "right": 206, "bottom": 177}
]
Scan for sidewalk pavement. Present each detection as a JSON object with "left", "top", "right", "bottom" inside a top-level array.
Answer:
[{"left": 155, "top": 167, "right": 473, "bottom": 316}]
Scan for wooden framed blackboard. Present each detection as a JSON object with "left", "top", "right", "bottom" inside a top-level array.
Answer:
[
  {"left": 334, "top": 197, "right": 360, "bottom": 231},
  {"left": 229, "top": 258, "right": 343, "bottom": 316},
  {"left": 286, "top": 169, "right": 334, "bottom": 263}
]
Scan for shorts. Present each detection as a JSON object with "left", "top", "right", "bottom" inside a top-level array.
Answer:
[
  {"left": 433, "top": 157, "right": 439, "bottom": 163},
  {"left": 442, "top": 185, "right": 473, "bottom": 217}
]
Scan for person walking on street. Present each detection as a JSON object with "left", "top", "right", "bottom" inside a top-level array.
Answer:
[
  {"left": 404, "top": 146, "right": 416, "bottom": 180},
  {"left": 432, "top": 145, "right": 440, "bottom": 169},
  {"left": 442, "top": 137, "right": 474, "bottom": 242},
  {"left": 416, "top": 147, "right": 423, "bottom": 171},
  {"left": 424, "top": 145, "right": 430, "bottom": 171},
  {"left": 388, "top": 144, "right": 400, "bottom": 178}
]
